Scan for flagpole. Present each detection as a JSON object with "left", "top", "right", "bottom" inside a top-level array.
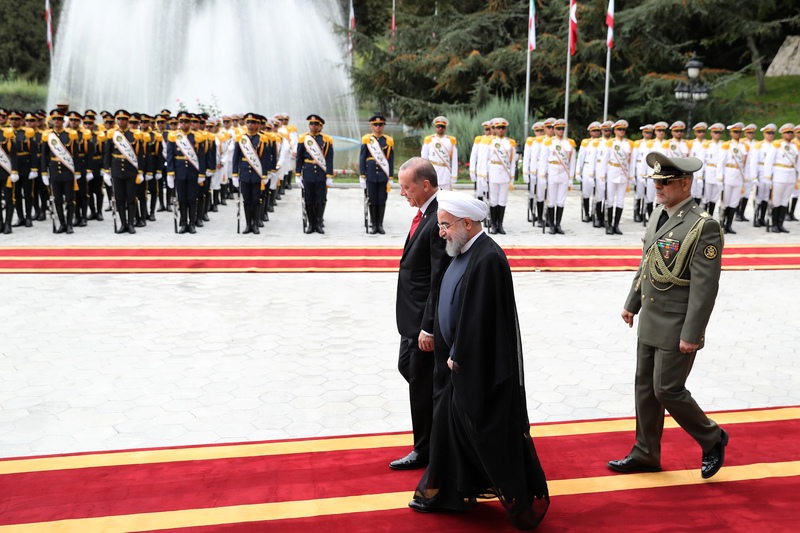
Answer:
[
  {"left": 524, "top": 0, "right": 533, "bottom": 137},
  {"left": 603, "top": 47, "right": 610, "bottom": 122},
  {"left": 564, "top": 7, "right": 572, "bottom": 141}
]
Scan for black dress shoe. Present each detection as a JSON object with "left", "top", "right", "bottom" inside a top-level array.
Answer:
[
  {"left": 25, "top": 218, "right": 32, "bottom": 227},
  {"left": 389, "top": 450, "right": 428, "bottom": 470},
  {"left": 408, "top": 500, "right": 438, "bottom": 513},
  {"left": 607, "top": 456, "right": 662, "bottom": 474},
  {"left": 95, "top": 212, "right": 104, "bottom": 221},
  {"left": 701, "top": 428, "right": 729, "bottom": 479}
]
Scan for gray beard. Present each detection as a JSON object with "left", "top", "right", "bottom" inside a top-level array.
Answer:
[{"left": 444, "top": 226, "right": 469, "bottom": 257}]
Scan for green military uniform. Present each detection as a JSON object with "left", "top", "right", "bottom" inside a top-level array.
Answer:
[{"left": 618, "top": 152, "right": 727, "bottom": 477}]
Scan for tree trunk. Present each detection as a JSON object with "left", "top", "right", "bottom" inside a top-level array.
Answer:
[{"left": 745, "top": 31, "right": 767, "bottom": 95}]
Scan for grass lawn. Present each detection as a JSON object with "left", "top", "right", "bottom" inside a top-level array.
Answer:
[{"left": 718, "top": 75, "right": 800, "bottom": 127}]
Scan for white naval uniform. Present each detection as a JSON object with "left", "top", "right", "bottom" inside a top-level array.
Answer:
[
  {"left": 764, "top": 140, "right": 800, "bottom": 207},
  {"left": 688, "top": 139, "right": 707, "bottom": 199},
  {"left": 751, "top": 140, "right": 774, "bottom": 202},
  {"left": 714, "top": 140, "right": 750, "bottom": 208},
  {"left": 522, "top": 137, "right": 536, "bottom": 199},
  {"left": 597, "top": 138, "right": 634, "bottom": 209},
  {"left": 523, "top": 136, "right": 544, "bottom": 200},
  {"left": 631, "top": 140, "right": 645, "bottom": 200},
  {"left": 211, "top": 132, "right": 225, "bottom": 190},
  {"left": 576, "top": 138, "right": 599, "bottom": 200},
  {"left": 593, "top": 138, "right": 613, "bottom": 204},
  {"left": 703, "top": 140, "right": 724, "bottom": 206},
  {"left": 534, "top": 136, "right": 550, "bottom": 202},
  {"left": 469, "top": 135, "right": 484, "bottom": 195},
  {"left": 477, "top": 135, "right": 516, "bottom": 207},
  {"left": 538, "top": 137, "right": 576, "bottom": 208},
  {"left": 421, "top": 134, "right": 458, "bottom": 191},
  {"left": 636, "top": 139, "right": 665, "bottom": 203},
  {"left": 742, "top": 139, "right": 757, "bottom": 200}
]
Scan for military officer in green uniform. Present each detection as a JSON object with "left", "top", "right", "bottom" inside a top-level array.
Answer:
[{"left": 608, "top": 152, "right": 728, "bottom": 480}]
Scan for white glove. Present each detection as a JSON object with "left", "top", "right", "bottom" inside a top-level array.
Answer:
[
  {"left": 522, "top": 174, "right": 529, "bottom": 184},
  {"left": 76, "top": 173, "right": 81, "bottom": 179},
  {"left": 232, "top": 177, "right": 239, "bottom": 188},
  {"left": 359, "top": 177, "right": 366, "bottom": 189},
  {"left": 326, "top": 177, "right": 333, "bottom": 187},
  {"left": 206, "top": 171, "right": 213, "bottom": 178},
  {"left": 451, "top": 177, "right": 458, "bottom": 185},
  {"left": 198, "top": 177, "right": 205, "bottom": 185},
  {"left": 157, "top": 171, "right": 163, "bottom": 180},
  {"left": 469, "top": 172, "right": 476, "bottom": 182},
  {"left": 103, "top": 172, "right": 112, "bottom": 186},
  {"left": 295, "top": 175, "right": 303, "bottom": 187},
  {"left": 262, "top": 177, "right": 268, "bottom": 186},
  {"left": 145, "top": 173, "right": 153, "bottom": 181},
  {"left": 167, "top": 175, "right": 175, "bottom": 188},
  {"left": 137, "top": 173, "right": 144, "bottom": 183},
  {"left": 478, "top": 177, "right": 488, "bottom": 190},
  {"left": 29, "top": 170, "right": 38, "bottom": 179},
  {"left": 86, "top": 171, "right": 94, "bottom": 181},
  {"left": 28, "top": 173, "right": 36, "bottom": 184}
]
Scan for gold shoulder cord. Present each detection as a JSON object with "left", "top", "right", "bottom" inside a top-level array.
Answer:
[{"left": 640, "top": 218, "right": 706, "bottom": 291}]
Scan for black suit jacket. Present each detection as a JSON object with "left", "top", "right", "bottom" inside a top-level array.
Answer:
[{"left": 396, "top": 194, "right": 449, "bottom": 339}]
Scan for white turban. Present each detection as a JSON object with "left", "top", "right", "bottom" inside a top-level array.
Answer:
[{"left": 437, "top": 190, "right": 488, "bottom": 221}]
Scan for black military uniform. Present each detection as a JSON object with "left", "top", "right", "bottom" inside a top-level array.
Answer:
[
  {"left": 66, "top": 111, "right": 90, "bottom": 227},
  {"left": 103, "top": 110, "right": 146, "bottom": 234},
  {"left": 296, "top": 114, "right": 334, "bottom": 234},
  {"left": 10, "top": 110, "right": 38, "bottom": 227},
  {"left": 231, "top": 113, "right": 274, "bottom": 234},
  {"left": 27, "top": 113, "right": 48, "bottom": 221},
  {"left": 0, "top": 124, "right": 19, "bottom": 233},
  {"left": 166, "top": 111, "right": 207, "bottom": 234},
  {"left": 82, "top": 110, "right": 105, "bottom": 221},
  {"left": 41, "top": 109, "right": 84, "bottom": 234},
  {"left": 153, "top": 115, "right": 169, "bottom": 213},
  {"left": 359, "top": 114, "right": 394, "bottom": 234}
]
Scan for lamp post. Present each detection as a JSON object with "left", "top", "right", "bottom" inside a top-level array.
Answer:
[{"left": 674, "top": 53, "right": 709, "bottom": 137}]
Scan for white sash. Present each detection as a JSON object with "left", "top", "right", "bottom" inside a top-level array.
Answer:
[
  {"left": 304, "top": 135, "right": 327, "bottom": 173},
  {"left": 48, "top": 131, "right": 76, "bottom": 174},
  {"left": 430, "top": 136, "right": 452, "bottom": 168},
  {"left": 668, "top": 142, "right": 684, "bottom": 158},
  {"left": 0, "top": 143, "right": 12, "bottom": 175},
  {"left": 112, "top": 131, "right": 139, "bottom": 169},
  {"left": 161, "top": 134, "right": 168, "bottom": 161},
  {"left": 238, "top": 135, "right": 262, "bottom": 176},
  {"left": 611, "top": 141, "right": 630, "bottom": 178},
  {"left": 731, "top": 144, "right": 745, "bottom": 177},
  {"left": 553, "top": 141, "right": 571, "bottom": 175},
  {"left": 367, "top": 136, "right": 391, "bottom": 177},
  {"left": 783, "top": 142, "right": 798, "bottom": 167},
  {"left": 175, "top": 133, "right": 200, "bottom": 171},
  {"left": 491, "top": 139, "right": 513, "bottom": 178}
]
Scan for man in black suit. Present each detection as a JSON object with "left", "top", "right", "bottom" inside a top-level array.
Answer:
[{"left": 391, "top": 157, "right": 450, "bottom": 470}]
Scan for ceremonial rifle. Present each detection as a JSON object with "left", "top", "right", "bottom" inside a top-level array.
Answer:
[
  {"left": 236, "top": 183, "right": 241, "bottom": 234},
  {"left": 363, "top": 188, "right": 369, "bottom": 234},
  {"left": 172, "top": 192, "right": 179, "bottom": 234},
  {"left": 527, "top": 181, "right": 533, "bottom": 223},
  {"left": 110, "top": 191, "right": 118, "bottom": 233},
  {"left": 301, "top": 186, "right": 308, "bottom": 231},
  {"left": 48, "top": 186, "right": 56, "bottom": 233}
]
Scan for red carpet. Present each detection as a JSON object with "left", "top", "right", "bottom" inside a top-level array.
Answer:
[
  {"left": 1, "top": 406, "right": 798, "bottom": 532},
  {"left": 1, "top": 244, "right": 799, "bottom": 273}
]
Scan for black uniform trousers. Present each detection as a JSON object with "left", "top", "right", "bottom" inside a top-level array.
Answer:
[
  {"left": 304, "top": 180, "right": 326, "bottom": 206},
  {"left": 51, "top": 180, "right": 75, "bottom": 206},
  {"left": 367, "top": 180, "right": 387, "bottom": 208},
  {"left": 113, "top": 176, "right": 137, "bottom": 207},
  {"left": 175, "top": 177, "right": 199, "bottom": 204},
  {"left": 398, "top": 335, "right": 434, "bottom": 459},
  {"left": 14, "top": 173, "right": 32, "bottom": 219},
  {"left": 240, "top": 180, "right": 261, "bottom": 206}
]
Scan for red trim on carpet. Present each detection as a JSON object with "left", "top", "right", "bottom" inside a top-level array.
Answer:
[{"left": 0, "top": 244, "right": 798, "bottom": 273}]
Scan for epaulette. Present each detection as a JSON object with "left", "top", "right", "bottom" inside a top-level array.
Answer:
[
  {"left": 363, "top": 133, "right": 375, "bottom": 144},
  {"left": 568, "top": 139, "right": 576, "bottom": 148},
  {"left": 687, "top": 140, "right": 694, "bottom": 149},
  {"left": 3, "top": 128, "right": 13, "bottom": 140},
  {"left": 298, "top": 133, "right": 306, "bottom": 143},
  {"left": 702, "top": 140, "right": 711, "bottom": 148},
  {"left": 633, "top": 140, "right": 641, "bottom": 148},
  {"left": 526, "top": 137, "right": 535, "bottom": 146},
  {"left": 754, "top": 141, "right": 762, "bottom": 149},
  {"left": 132, "top": 131, "right": 142, "bottom": 141},
  {"left": 448, "top": 135, "right": 457, "bottom": 145},
  {"left": 645, "top": 140, "right": 655, "bottom": 148},
  {"left": 385, "top": 135, "right": 395, "bottom": 147},
  {"left": 580, "top": 138, "right": 590, "bottom": 148},
  {"left": 97, "top": 124, "right": 106, "bottom": 133},
  {"left": 143, "top": 132, "right": 152, "bottom": 143},
  {"left": 322, "top": 134, "right": 333, "bottom": 144},
  {"left": 508, "top": 139, "right": 517, "bottom": 147},
  {"left": 591, "top": 138, "right": 602, "bottom": 147},
  {"left": 154, "top": 132, "right": 163, "bottom": 142},
  {"left": 168, "top": 131, "right": 178, "bottom": 142},
  {"left": 24, "top": 127, "right": 36, "bottom": 138},
  {"left": 474, "top": 135, "right": 483, "bottom": 144},
  {"left": 97, "top": 131, "right": 106, "bottom": 142},
  {"left": 68, "top": 130, "right": 79, "bottom": 141},
  {"left": 661, "top": 141, "right": 670, "bottom": 149},
  {"left": 422, "top": 134, "right": 433, "bottom": 144},
  {"left": 543, "top": 138, "right": 553, "bottom": 146},
  {"left": 481, "top": 137, "right": 493, "bottom": 145},
  {"left": 606, "top": 139, "right": 614, "bottom": 147},
  {"left": 287, "top": 125, "right": 297, "bottom": 133},
  {"left": 535, "top": 136, "right": 545, "bottom": 144},
  {"left": 721, "top": 142, "right": 730, "bottom": 149},
  {"left": 773, "top": 140, "right": 783, "bottom": 148},
  {"left": 258, "top": 132, "right": 272, "bottom": 143}
]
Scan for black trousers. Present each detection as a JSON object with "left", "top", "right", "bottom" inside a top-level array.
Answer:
[
  {"left": 175, "top": 177, "right": 199, "bottom": 204},
  {"left": 398, "top": 335, "right": 434, "bottom": 459},
  {"left": 240, "top": 180, "right": 261, "bottom": 205},
  {"left": 51, "top": 180, "right": 75, "bottom": 206},
  {"left": 113, "top": 176, "right": 137, "bottom": 207},
  {"left": 367, "top": 180, "right": 388, "bottom": 207},
  {"left": 304, "top": 180, "right": 327, "bottom": 206}
]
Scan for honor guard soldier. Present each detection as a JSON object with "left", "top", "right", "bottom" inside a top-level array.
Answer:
[
  {"left": 141, "top": 114, "right": 161, "bottom": 222},
  {"left": 632, "top": 124, "right": 654, "bottom": 222},
  {"left": 763, "top": 123, "right": 800, "bottom": 232},
  {"left": 714, "top": 122, "right": 750, "bottom": 234},
  {"left": 278, "top": 113, "right": 298, "bottom": 190},
  {"left": 703, "top": 123, "right": 725, "bottom": 217},
  {"left": 538, "top": 118, "right": 576, "bottom": 234},
  {"left": 41, "top": 109, "right": 85, "bottom": 234},
  {"left": 296, "top": 114, "right": 334, "bottom": 234},
  {"left": 82, "top": 111, "right": 106, "bottom": 221},
  {"left": 0, "top": 108, "right": 7, "bottom": 128},
  {"left": 469, "top": 120, "right": 491, "bottom": 199},
  {"left": 360, "top": 114, "right": 394, "bottom": 234},
  {"left": 153, "top": 115, "right": 169, "bottom": 212},
  {"left": 26, "top": 112, "right": 48, "bottom": 222},
  {"left": 789, "top": 125, "right": 800, "bottom": 221},
  {"left": 103, "top": 110, "right": 146, "bottom": 234},
  {"left": 128, "top": 113, "right": 149, "bottom": 228},
  {"left": 637, "top": 122, "right": 666, "bottom": 223},
  {"left": 263, "top": 117, "right": 282, "bottom": 215},
  {"left": 421, "top": 116, "right": 457, "bottom": 191},
  {"left": 101, "top": 111, "right": 116, "bottom": 212},
  {"left": 0, "top": 124, "right": 18, "bottom": 233},
  {"left": 576, "top": 121, "right": 602, "bottom": 223},
  {"left": 736, "top": 123, "right": 759, "bottom": 221},
  {"left": 166, "top": 111, "right": 208, "bottom": 234},
  {"left": 592, "top": 120, "right": 615, "bottom": 227},
  {"left": 688, "top": 123, "right": 708, "bottom": 206},
  {"left": 751, "top": 123, "right": 776, "bottom": 227},
  {"left": 534, "top": 117, "right": 558, "bottom": 227},
  {"left": 9, "top": 110, "right": 38, "bottom": 227},
  {"left": 597, "top": 119, "right": 634, "bottom": 235},
  {"left": 522, "top": 121, "right": 545, "bottom": 223},
  {"left": 663, "top": 121, "right": 689, "bottom": 158},
  {"left": 66, "top": 111, "right": 90, "bottom": 227},
  {"left": 231, "top": 113, "right": 272, "bottom": 234},
  {"left": 477, "top": 117, "right": 516, "bottom": 234}
]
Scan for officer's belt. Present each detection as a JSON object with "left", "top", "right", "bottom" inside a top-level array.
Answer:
[
  {"left": 303, "top": 159, "right": 317, "bottom": 164},
  {"left": 609, "top": 162, "right": 621, "bottom": 167},
  {"left": 175, "top": 156, "right": 186, "bottom": 160},
  {"left": 707, "top": 163, "right": 716, "bottom": 167},
  {"left": 548, "top": 160, "right": 560, "bottom": 164},
  {"left": 429, "top": 161, "right": 448, "bottom": 167},
  {"left": 490, "top": 161, "right": 505, "bottom": 165},
  {"left": 725, "top": 164, "right": 738, "bottom": 168},
  {"left": 774, "top": 163, "right": 795, "bottom": 168},
  {"left": 18, "top": 152, "right": 29, "bottom": 156}
]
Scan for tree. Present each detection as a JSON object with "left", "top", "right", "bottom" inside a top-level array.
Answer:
[{"left": 0, "top": 0, "right": 64, "bottom": 82}]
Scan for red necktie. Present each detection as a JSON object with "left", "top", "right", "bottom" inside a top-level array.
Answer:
[{"left": 409, "top": 209, "right": 422, "bottom": 237}]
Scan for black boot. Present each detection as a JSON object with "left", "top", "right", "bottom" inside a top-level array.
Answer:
[
  {"left": 127, "top": 203, "right": 137, "bottom": 233},
  {"left": 211, "top": 190, "right": 219, "bottom": 212},
  {"left": 256, "top": 200, "right": 265, "bottom": 227},
  {"left": 496, "top": 205, "right": 506, "bottom": 234},
  {"left": 555, "top": 206, "right": 564, "bottom": 234},
  {"left": 188, "top": 203, "right": 197, "bottom": 233},
  {"left": 55, "top": 204, "right": 67, "bottom": 233},
  {"left": 594, "top": 202, "right": 604, "bottom": 228},
  {"left": 788, "top": 198, "right": 798, "bottom": 221},
  {"left": 604, "top": 208, "right": 613, "bottom": 234},
  {"left": 178, "top": 204, "right": 189, "bottom": 234},
  {"left": 251, "top": 204, "right": 260, "bottom": 234},
  {"left": 527, "top": 198, "right": 534, "bottom": 223},
  {"left": 135, "top": 200, "right": 147, "bottom": 227},
  {"left": 706, "top": 202, "right": 716, "bottom": 218},
  {"left": 771, "top": 205, "right": 782, "bottom": 233},
  {"left": 315, "top": 205, "right": 325, "bottom": 234},
  {"left": 488, "top": 206, "right": 497, "bottom": 234},
  {"left": 753, "top": 201, "right": 763, "bottom": 227},
  {"left": 735, "top": 197, "right": 749, "bottom": 221},
  {"left": 547, "top": 207, "right": 556, "bottom": 235},
  {"left": 267, "top": 189, "right": 275, "bottom": 212},
  {"left": 65, "top": 205, "right": 74, "bottom": 234},
  {"left": 536, "top": 201, "right": 545, "bottom": 228},
  {"left": 613, "top": 207, "right": 623, "bottom": 235},
  {"left": 634, "top": 199, "right": 642, "bottom": 222},
  {"left": 758, "top": 200, "right": 768, "bottom": 228},
  {"left": 723, "top": 207, "right": 736, "bottom": 234},
  {"left": 3, "top": 207, "right": 12, "bottom": 233},
  {"left": 116, "top": 203, "right": 129, "bottom": 234},
  {"left": 318, "top": 202, "right": 327, "bottom": 229},
  {"left": 95, "top": 196, "right": 104, "bottom": 221},
  {"left": 582, "top": 198, "right": 591, "bottom": 222},
  {"left": 778, "top": 206, "right": 790, "bottom": 233},
  {"left": 219, "top": 188, "right": 227, "bottom": 206},
  {"left": 377, "top": 205, "right": 386, "bottom": 234},
  {"left": 242, "top": 205, "right": 253, "bottom": 234},
  {"left": 305, "top": 204, "right": 316, "bottom": 234},
  {"left": 369, "top": 204, "right": 377, "bottom": 234}
]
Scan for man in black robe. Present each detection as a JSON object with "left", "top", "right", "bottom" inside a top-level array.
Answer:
[{"left": 410, "top": 191, "right": 549, "bottom": 530}]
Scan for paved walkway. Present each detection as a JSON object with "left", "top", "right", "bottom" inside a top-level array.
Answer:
[{"left": 1, "top": 186, "right": 799, "bottom": 458}]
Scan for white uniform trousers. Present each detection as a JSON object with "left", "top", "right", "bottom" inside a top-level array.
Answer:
[
  {"left": 526, "top": 177, "right": 536, "bottom": 199},
  {"left": 476, "top": 178, "right": 488, "bottom": 198},
  {"left": 704, "top": 181, "right": 722, "bottom": 205},
  {"left": 535, "top": 175, "right": 548, "bottom": 202},
  {"left": 635, "top": 176, "right": 647, "bottom": 200},
  {"left": 433, "top": 165, "right": 452, "bottom": 191},
  {"left": 547, "top": 179, "right": 568, "bottom": 208},
  {"left": 756, "top": 178, "right": 772, "bottom": 202},
  {"left": 645, "top": 179, "right": 656, "bottom": 203},
  {"left": 606, "top": 181, "right": 626, "bottom": 209},
  {"left": 581, "top": 176, "right": 595, "bottom": 199},
  {"left": 270, "top": 172, "right": 279, "bottom": 191},
  {"left": 722, "top": 184, "right": 741, "bottom": 208},
  {"left": 742, "top": 179, "right": 754, "bottom": 200},
  {"left": 595, "top": 177, "right": 607, "bottom": 205},
  {"left": 211, "top": 169, "right": 223, "bottom": 190},
  {"left": 487, "top": 182, "right": 509, "bottom": 207},
  {"left": 793, "top": 182, "right": 800, "bottom": 199},
  {"left": 773, "top": 182, "right": 794, "bottom": 208},
  {"left": 690, "top": 177, "right": 704, "bottom": 199}
]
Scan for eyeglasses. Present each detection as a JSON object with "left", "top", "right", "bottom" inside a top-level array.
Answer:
[
  {"left": 555, "top": 127, "right": 565, "bottom": 131},
  {"left": 437, "top": 218, "right": 463, "bottom": 231},
  {"left": 435, "top": 125, "right": 446, "bottom": 128},
  {"left": 495, "top": 126, "right": 506, "bottom": 130},
  {"left": 652, "top": 176, "right": 688, "bottom": 186}
]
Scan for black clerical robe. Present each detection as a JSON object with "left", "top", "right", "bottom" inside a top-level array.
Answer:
[{"left": 413, "top": 233, "right": 549, "bottom": 530}]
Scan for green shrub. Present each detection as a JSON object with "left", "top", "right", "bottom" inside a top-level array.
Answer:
[{"left": 0, "top": 79, "right": 48, "bottom": 110}]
